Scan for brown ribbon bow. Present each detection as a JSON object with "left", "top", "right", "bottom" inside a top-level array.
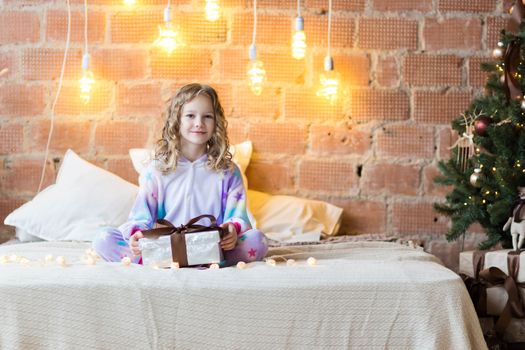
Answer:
[
  {"left": 478, "top": 250, "right": 525, "bottom": 336},
  {"left": 508, "top": 0, "right": 525, "bottom": 33},
  {"left": 142, "top": 215, "right": 225, "bottom": 267}
]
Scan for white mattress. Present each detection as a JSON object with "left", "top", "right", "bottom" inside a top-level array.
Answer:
[{"left": 0, "top": 241, "right": 487, "bottom": 350}]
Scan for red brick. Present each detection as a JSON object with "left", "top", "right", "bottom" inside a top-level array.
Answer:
[
  {"left": 0, "top": 158, "right": 54, "bottom": 193},
  {"left": 392, "top": 201, "right": 449, "bottom": 235},
  {"left": 376, "top": 124, "right": 435, "bottom": 159},
  {"left": 31, "top": 120, "right": 92, "bottom": 154},
  {"left": 423, "top": 164, "right": 452, "bottom": 197},
  {"left": 426, "top": 239, "right": 460, "bottom": 271},
  {"left": 349, "top": 89, "right": 409, "bottom": 122},
  {"left": 179, "top": 14, "right": 227, "bottom": 45},
  {"left": 469, "top": 56, "right": 492, "bottom": 88},
  {"left": 0, "top": 52, "right": 18, "bottom": 80},
  {"left": 334, "top": 200, "right": 387, "bottom": 234},
  {"left": 0, "top": 124, "right": 24, "bottom": 155},
  {"left": 404, "top": 54, "right": 463, "bottom": 87},
  {"left": 22, "top": 48, "right": 83, "bottom": 80},
  {"left": 71, "top": 0, "right": 169, "bottom": 4},
  {"left": 438, "top": 0, "right": 497, "bottom": 12},
  {"left": 248, "top": 123, "right": 307, "bottom": 155},
  {"left": 106, "top": 158, "right": 139, "bottom": 185},
  {"left": 438, "top": 126, "right": 456, "bottom": 160},
  {"left": 246, "top": 160, "right": 294, "bottom": 193},
  {"left": 0, "top": 197, "right": 26, "bottom": 234},
  {"left": 218, "top": 48, "right": 250, "bottom": 81},
  {"left": 111, "top": 11, "right": 161, "bottom": 43},
  {"left": 376, "top": 56, "right": 398, "bottom": 87},
  {"left": 210, "top": 84, "right": 234, "bottom": 117},
  {"left": 252, "top": 0, "right": 296, "bottom": 9},
  {"left": 299, "top": 159, "right": 357, "bottom": 194},
  {"left": 306, "top": 0, "right": 365, "bottom": 12},
  {"left": 95, "top": 121, "right": 149, "bottom": 155},
  {"left": 310, "top": 124, "right": 371, "bottom": 156},
  {"left": 304, "top": 15, "right": 355, "bottom": 48},
  {"left": 233, "top": 87, "right": 281, "bottom": 118},
  {"left": 313, "top": 53, "right": 370, "bottom": 87},
  {"left": 362, "top": 163, "right": 421, "bottom": 196},
  {"left": 260, "top": 51, "right": 307, "bottom": 84},
  {"left": 232, "top": 13, "right": 293, "bottom": 46},
  {"left": 487, "top": 17, "right": 507, "bottom": 52},
  {"left": 285, "top": 88, "right": 344, "bottom": 119},
  {"left": 55, "top": 84, "right": 112, "bottom": 115},
  {"left": 373, "top": 0, "right": 432, "bottom": 12},
  {"left": 46, "top": 10, "right": 105, "bottom": 43},
  {"left": 226, "top": 118, "right": 248, "bottom": 144},
  {"left": 414, "top": 90, "right": 471, "bottom": 124},
  {"left": 358, "top": 18, "right": 418, "bottom": 50},
  {"left": 92, "top": 49, "right": 147, "bottom": 80},
  {"left": 0, "top": 12, "right": 40, "bottom": 44},
  {"left": 424, "top": 18, "right": 482, "bottom": 51},
  {"left": 116, "top": 83, "right": 162, "bottom": 116},
  {"left": 151, "top": 48, "right": 212, "bottom": 80},
  {"left": 0, "top": 85, "right": 45, "bottom": 116}
]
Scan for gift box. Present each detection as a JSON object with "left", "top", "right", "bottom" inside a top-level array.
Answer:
[
  {"left": 140, "top": 215, "right": 225, "bottom": 268},
  {"left": 459, "top": 249, "right": 525, "bottom": 338},
  {"left": 459, "top": 250, "right": 525, "bottom": 316}
]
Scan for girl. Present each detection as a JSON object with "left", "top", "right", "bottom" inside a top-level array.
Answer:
[{"left": 92, "top": 83, "right": 268, "bottom": 266}]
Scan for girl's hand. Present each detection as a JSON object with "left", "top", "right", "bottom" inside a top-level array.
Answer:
[
  {"left": 129, "top": 231, "right": 144, "bottom": 256},
  {"left": 220, "top": 223, "right": 238, "bottom": 251}
]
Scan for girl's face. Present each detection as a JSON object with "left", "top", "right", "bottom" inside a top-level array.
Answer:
[{"left": 179, "top": 94, "right": 216, "bottom": 154}]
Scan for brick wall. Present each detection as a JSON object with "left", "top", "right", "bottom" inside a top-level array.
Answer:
[{"left": 0, "top": 0, "right": 511, "bottom": 270}]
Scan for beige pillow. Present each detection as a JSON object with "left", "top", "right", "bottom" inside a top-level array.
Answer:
[{"left": 247, "top": 189, "right": 343, "bottom": 243}]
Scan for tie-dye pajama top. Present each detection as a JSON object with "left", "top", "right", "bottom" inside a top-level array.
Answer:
[{"left": 118, "top": 154, "right": 251, "bottom": 240}]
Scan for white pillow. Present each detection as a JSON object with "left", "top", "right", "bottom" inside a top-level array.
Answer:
[
  {"left": 247, "top": 190, "right": 343, "bottom": 243},
  {"left": 4, "top": 149, "right": 138, "bottom": 241}
]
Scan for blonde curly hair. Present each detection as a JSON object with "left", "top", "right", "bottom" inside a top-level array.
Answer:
[{"left": 154, "top": 83, "right": 233, "bottom": 174}]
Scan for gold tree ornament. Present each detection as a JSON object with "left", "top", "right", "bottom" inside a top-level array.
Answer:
[
  {"left": 469, "top": 168, "right": 484, "bottom": 187},
  {"left": 449, "top": 113, "right": 476, "bottom": 172}
]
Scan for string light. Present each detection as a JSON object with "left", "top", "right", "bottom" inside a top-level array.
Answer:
[
  {"left": 205, "top": 0, "right": 221, "bottom": 21},
  {"left": 316, "top": 0, "right": 338, "bottom": 104},
  {"left": 291, "top": 0, "right": 306, "bottom": 59},
  {"left": 79, "top": 0, "right": 95, "bottom": 104},
  {"left": 247, "top": 0, "right": 266, "bottom": 95},
  {"left": 154, "top": 0, "right": 185, "bottom": 55}
]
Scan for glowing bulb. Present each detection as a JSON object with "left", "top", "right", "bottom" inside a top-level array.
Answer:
[
  {"left": 292, "top": 16, "right": 306, "bottom": 59},
  {"left": 154, "top": 6, "right": 184, "bottom": 55},
  {"left": 79, "top": 53, "right": 95, "bottom": 104},
  {"left": 123, "top": 0, "right": 136, "bottom": 5},
  {"left": 317, "top": 56, "right": 339, "bottom": 104},
  {"left": 205, "top": 0, "right": 221, "bottom": 21},
  {"left": 247, "top": 45, "right": 266, "bottom": 95}
]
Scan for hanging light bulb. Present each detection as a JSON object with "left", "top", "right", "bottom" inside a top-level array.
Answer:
[
  {"left": 79, "top": 53, "right": 95, "bottom": 104},
  {"left": 316, "top": 0, "right": 338, "bottom": 104},
  {"left": 247, "top": 0, "right": 266, "bottom": 95},
  {"left": 317, "top": 56, "right": 339, "bottom": 104},
  {"left": 153, "top": 4, "right": 184, "bottom": 55},
  {"left": 123, "top": 0, "right": 136, "bottom": 5},
  {"left": 248, "top": 44, "right": 266, "bottom": 96},
  {"left": 291, "top": 0, "right": 306, "bottom": 59},
  {"left": 205, "top": 0, "right": 221, "bottom": 21}
]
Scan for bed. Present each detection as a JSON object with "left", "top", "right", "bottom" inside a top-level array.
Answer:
[{"left": 0, "top": 239, "right": 487, "bottom": 350}]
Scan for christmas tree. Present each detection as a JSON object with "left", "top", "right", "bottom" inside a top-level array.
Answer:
[{"left": 434, "top": 1, "right": 525, "bottom": 250}]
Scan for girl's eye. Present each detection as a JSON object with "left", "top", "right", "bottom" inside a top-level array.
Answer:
[
  {"left": 185, "top": 114, "right": 194, "bottom": 118},
  {"left": 205, "top": 115, "right": 214, "bottom": 119}
]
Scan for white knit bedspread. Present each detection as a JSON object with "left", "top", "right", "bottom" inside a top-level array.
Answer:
[{"left": 0, "top": 241, "right": 487, "bottom": 350}]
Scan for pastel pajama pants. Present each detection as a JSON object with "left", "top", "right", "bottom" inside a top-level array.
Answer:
[{"left": 92, "top": 228, "right": 268, "bottom": 267}]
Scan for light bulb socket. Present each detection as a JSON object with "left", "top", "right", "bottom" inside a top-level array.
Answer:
[
  {"left": 324, "top": 56, "right": 334, "bottom": 71},
  {"left": 82, "top": 53, "right": 90, "bottom": 70},
  {"left": 164, "top": 6, "right": 171, "bottom": 22},
  {"left": 249, "top": 44, "right": 257, "bottom": 60},
  {"left": 295, "top": 16, "right": 304, "bottom": 31}
]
